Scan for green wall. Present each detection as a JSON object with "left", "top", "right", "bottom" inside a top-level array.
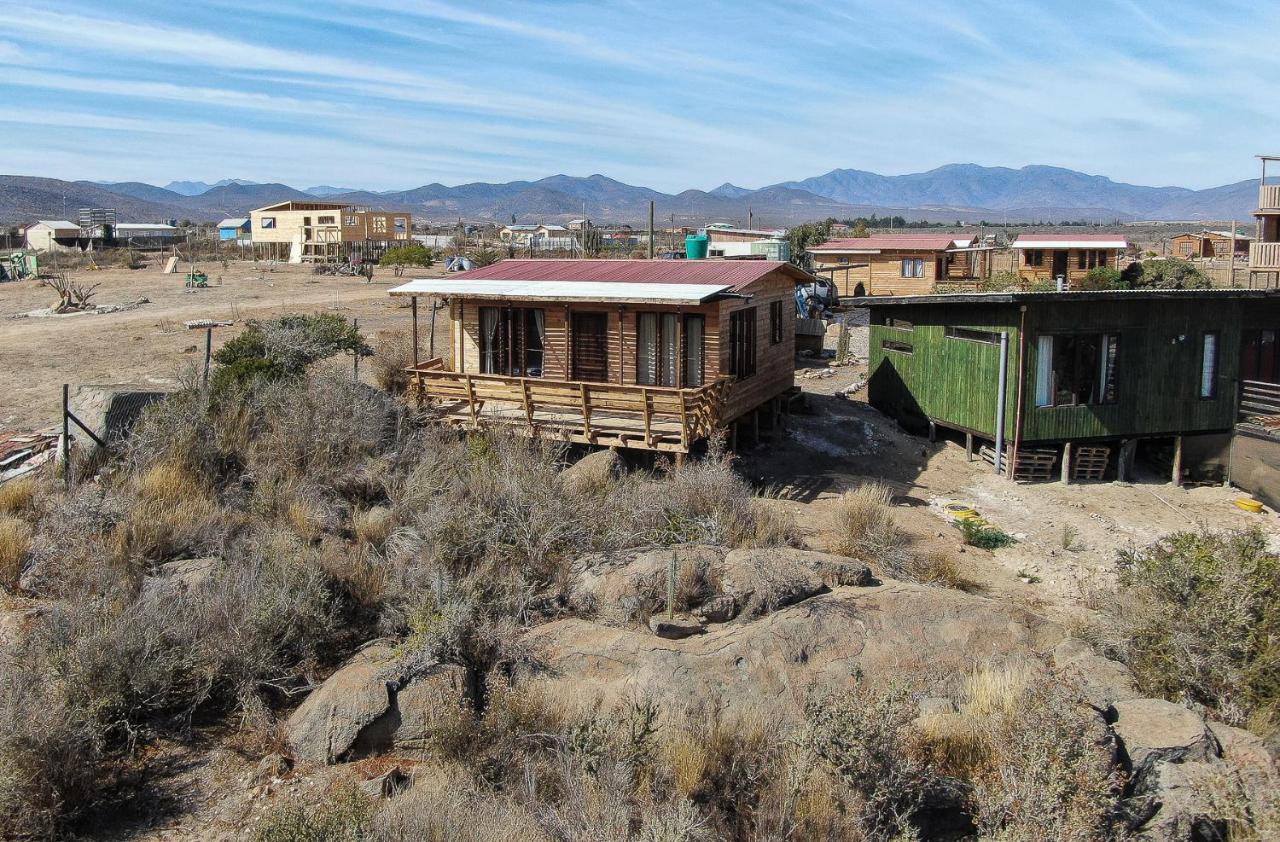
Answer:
[{"left": 867, "top": 296, "right": 1280, "bottom": 444}]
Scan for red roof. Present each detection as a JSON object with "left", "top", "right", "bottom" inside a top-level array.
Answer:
[
  {"left": 809, "top": 235, "right": 959, "bottom": 252},
  {"left": 449, "top": 258, "right": 806, "bottom": 292}
]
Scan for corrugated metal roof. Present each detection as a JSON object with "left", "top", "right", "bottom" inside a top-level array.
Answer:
[
  {"left": 388, "top": 279, "right": 733, "bottom": 304},
  {"left": 1012, "top": 234, "right": 1128, "bottom": 248},
  {"left": 443, "top": 258, "right": 805, "bottom": 292},
  {"left": 217, "top": 218, "right": 249, "bottom": 228},
  {"left": 855, "top": 289, "right": 1280, "bottom": 307},
  {"left": 809, "top": 235, "right": 959, "bottom": 252},
  {"left": 33, "top": 220, "right": 78, "bottom": 229}
]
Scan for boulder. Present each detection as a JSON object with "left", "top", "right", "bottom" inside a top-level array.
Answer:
[
  {"left": 648, "top": 614, "right": 705, "bottom": 639},
  {"left": 1123, "top": 760, "right": 1226, "bottom": 841},
  {"left": 559, "top": 449, "right": 623, "bottom": 496},
  {"left": 1111, "top": 699, "right": 1220, "bottom": 771},
  {"left": 720, "top": 548, "right": 829, "bottom": 616},
  {"left": 252, "top": 752, "right": 292, "bottom": 785},
  {"left": 693, "top": 594, "right": 737, "bottom": 624},
  {"left": 140, "top": 557, "right": 218, "bottom": 603},
  {"left": 285, "top": 643, "right": 465, "bottom": 765},
  {"left": 1206, "top": 721, "right": 1276, "bottom": 773},
  {"left": 360, "top": 765, "right": 413, "bottom": 799},
  {"left": 569, "top": 545, "right": 725, "bottom": 624},
  {"left": 1049, "top": 637, "right": 1140, "bottom": 711}
]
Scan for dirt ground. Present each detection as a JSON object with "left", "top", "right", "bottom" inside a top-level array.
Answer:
[
  {"left": 740, "top": 354, "right": 1280, "bottom": 625},
  {"left": 0, "top": 259, "right": 447, "bottom": 433}
]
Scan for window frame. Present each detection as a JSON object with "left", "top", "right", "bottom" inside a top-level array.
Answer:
[
  {"left": 729, "top": 307, "right": 758, "bottom": 381},
  {"left": 945, "top": 326, "right": 1000, "bottom": 345},
  {"left": 900, "top": 257, "right": 925, "bottom": 278},
  {"left": 882, "top": 339, "right": 913, "bottom": 355},
  {"left": 884, "top": 317, "right": 913, "bottom": 331},
  {"left": 1035, "top": 331, "right": 1121, "bottom": 408},
  {"left": 479, "top": 306, "right": 546, "bottom": 377},
  {"left": 260, "top": 216, "right": 275, "bottom": 229},
  {"left": 1025, "top": 249, "right": 1044, "bottom": 267},
  {"left": 769, "top": 300, "right": 784, "bottom": 345}
]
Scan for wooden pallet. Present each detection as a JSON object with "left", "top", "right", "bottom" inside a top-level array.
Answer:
[
  {"left": 979, "top": 444, "right": 1057, "bottom": 482},
  {"left": 1071, "top": 445, "right": 1110, "bottom": 481}
]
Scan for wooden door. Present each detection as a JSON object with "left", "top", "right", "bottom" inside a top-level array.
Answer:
[
  {"left": 1052, "top": 250, "right": 1068, "bottom": 280},
  {"left": 572, "top": 312, "right": 609, "bottom": 382}
]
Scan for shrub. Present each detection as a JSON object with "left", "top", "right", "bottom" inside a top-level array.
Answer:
[
  {"left": 1131, "top": 257, "right": 1210, "bottom": 289},
  {"left": 379, "top": 244, "right": 434, "bottom": 267},
  {"left": 1076, "top": 266, "right": 1122, "bottom": 290},
  {"left": 0, "top": 478, "right": 39, "bottom": 515},
  {"left": 0, "top": 514, "right": 32, "bottom": 588},
  {"left": 212, "top": 314, "right": 372, "bottom": 391},
  {"left": 371, "top": 329, "right": 413, "bottom": 393},
  {"left": 1101, "top": 527, "right": 1280, "bottom": 727},
  {"left": 256, "top": 782, "right": 373, "bottom": 841},
  {"left": 829, "top": 482, "right": 897, "bottom": 558},
  {"left": 957, "top": 519, "right": 1017, "bottom": 550},
  {"left": 469, "top": 248, "right": 500, "bottom": 268}
]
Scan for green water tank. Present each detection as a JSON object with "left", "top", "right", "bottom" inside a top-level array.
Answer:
[{"left": 685, "top": 232, "right": 709, "bottom": 259}]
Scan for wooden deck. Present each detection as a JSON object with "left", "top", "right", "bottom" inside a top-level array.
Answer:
[{"left": 407, "top": 359, "right": 733, "bottom": 452}]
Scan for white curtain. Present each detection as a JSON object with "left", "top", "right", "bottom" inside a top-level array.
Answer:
[
  {"left": 1036, "top": 335, "right": 1053, "bottom": 406},
  {"left": 481, "top": 308, "right": 499, "bottom": 373},
  {"left": 1200, "top": 333, "right": 1217, "bottom": 398},
  {"left": 637, "top": 313, "right": 657, "bottom": 385},
  {"left": 684, "top": 316, "right": 704, "bottom": 387},
  {"left": 660, "top": 313, "right": 678, "bottom": 386}
]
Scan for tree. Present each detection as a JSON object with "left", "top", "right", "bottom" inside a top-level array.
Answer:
[
  {"left": 851, "top": 220, "right": 869, "bottom": 238},
  {"left": 787, "top": 221, "right": 831, "bottom": 266},
  {"left": 379, "top": 244, "right": 434, "bottom": 267},
  {"left": 1076, "top": 266, "right": 1122, "bottom": 291},
  {"left": 212, "top": 313, "right": 371, "bottom": 391},
  {"left": 1131, "top": 258, "right": 1209, "bottom": 290},
  {"left": 470, "top": 248, "right": 501, "bottom": 268}
]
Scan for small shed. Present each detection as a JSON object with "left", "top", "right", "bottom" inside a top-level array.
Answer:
[
  {"left": 1011, "top": 234, "right": 1129, "bottom": 285},
  {"left": 807, "top": 233, "right": 989, "bottom": 297},
  {"left": 217, "top": 218, "right": 251, "bottom": 243},
  {"left": 23, "top": 220, "right": 80, "bottom": 251},
  {"left": 860, "top": 289, "right": 1280, "bottom": 483}
]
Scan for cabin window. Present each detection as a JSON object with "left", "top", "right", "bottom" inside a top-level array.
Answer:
[
  {"left": 900, "top": 258, "right": 925, "bottom": 278},
  {"left": 260, "top": 217, "right": 275, "bottom": 229},
  {"left": 837, "top": 257, "right": 850, "bottom": 265},
  {"left": 945, "top": 326, "right": 1000, "bottom": 344},
  {"left": 882, "top": 339, "right": 913, "bottom": 355},
  {"left": 344, "top": 215, "right": 358, "bottom": 226},
  {"left": 394, "top": 218, "right": 407, "bottom": 234},
  {"left": 373, "top": 217, "right": 387, "bottom": 233},
  {"left": 637, "top": 313, "right": 705, "bottom": 387},
  {"left": 480, "top": 307, "right": 545, "bottom": 377},
  {"left": 318, "top": 215, "right": 335, "bottom": 224},
  {"left": 1025, "top": 249, "right": 1044, "bottom": 267},
  {"left": 1036, "top": 333, "right": 1120, "bottom": 407},
  {"left": 1077, "top": 249, "right": 1107, "bottom": 270},
  {"left": 884, "top": 317, "right": 913, "bottom": 330},
  {"left": 729, "top": 308, "right": 757, "bottom": 380},
  {"left": 769, "top": 300, "right": 784, "bottom": 345},
  {"left": 1200, "top": 332, "right": 1218, "bottom": 399}
]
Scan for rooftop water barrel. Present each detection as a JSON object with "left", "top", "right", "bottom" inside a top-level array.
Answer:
[{"left": 685, "top": 232, "right": 709, "bottom": 259}]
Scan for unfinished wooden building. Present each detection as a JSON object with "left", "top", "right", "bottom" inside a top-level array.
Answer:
[
  {"left": 862, "top": 289, "right": 1280, "bottom": 484},
  {"left": 250, "top": 201, "right": 412, "bottom": 263},
  {"left": 807, "top": 234, "right": 991, "bottom": 297},
  {"left": 389, "top": 259, "right": 802, "bottom": 454}
]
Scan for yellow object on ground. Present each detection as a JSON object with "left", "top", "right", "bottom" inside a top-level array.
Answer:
[
  {"left": 945, "top": 503, "right": 979, "bottom": 521},
  {"left": 1235, "top": 498, "right": 1264, "bottom": 514}
]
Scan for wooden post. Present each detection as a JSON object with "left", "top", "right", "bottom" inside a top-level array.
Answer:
[
  {"left": 61, "top": 383, "right": 70, "bottom": 490},
  {"left": 666, "top": 552, "right": 676, "bottom": 619},
  {"left": 1061, "top": 441, "right": 1072, "bottom": 483},
  {"left": 203, "top": 327, "right": 212, "bottom": 388},
  {"left": 648, "top": 200, "right": 655, "bottom": 260},
  {"left": 411, "top": 297, "right": 419, "bottom": 367},
  {"left": 428, "top": 300, "right": 437, "bottom": 358},
  {"left": 965, "top": 432, "right": 974, "bottom": 462},
  {"left": 464, "top": 375, "right": 477, "bottom": 427},
  {"left": 617, "top": 306, "right": 625, "bottom": 385},
  {"left": 580, "top": 382, "right": 592, "bottom": 439},
  {"left": 928, "top": 419, "right": 936, "bottom": 443},
  {"left": 353, "top": 318, "right": 360, "bottom": 381},
  {"left": 642, "top": 388, "right": 653, "bottom": 445},
  {"left": 1172, "top": 435, "right": 1183, "bottom": 487},
  {"left": 1118, "top": 439, "right": 1136, "bottom": 482}
]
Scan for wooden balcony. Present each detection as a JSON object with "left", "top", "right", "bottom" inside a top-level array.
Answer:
[
  {"left": 1260, "top": 184, "right": 1280, "bottom": 213},
  {"left": 1250, "top": 242, "right": 1280, "bottom": 270},
  {"left": 406, "top": 359, "right": 732, "bottom": 452}
]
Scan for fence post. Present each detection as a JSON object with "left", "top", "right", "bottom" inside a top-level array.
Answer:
[
  {"left": 353, "top": 318, "right": 360, "bottom": 382},
  {"left": 667, "top": 553, "right": 677, "bottom": 620},
  {"left": 62, "top": 383, "right": 71, "bottom": 490}
]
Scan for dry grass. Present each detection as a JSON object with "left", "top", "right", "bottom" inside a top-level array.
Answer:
[
  {"left": 961, "top": 662, "right": 1033, "bottom": 718},
  {"left": 0, "top": 478, "right": 39, "bottom": 515},
  {"left": 912, "top": 711, "right": 994, "bottom": 778},
  {"left": 353, "top": 506, "right": 395, "bottom": 547},
  {"left": 829, "top": 482, "right": 897, "bottom": 557},
  {"left": 0, "top": 514, "right": 34, "bottom": 589}
]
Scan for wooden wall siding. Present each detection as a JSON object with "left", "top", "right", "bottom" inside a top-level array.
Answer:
[
  {"left": 716, "top": 271, "right": 796, "bottom": 422},
  {"left": 868, "top": 303, "right": 1021, "bottom": 438},
  {"left": 868, "top": 297, "right": 1280, "bottom": 445},
  {"left": 814, "top": 251, "right": 950, "bottom": 296},
  {"left": 1018, "top": 248, "right": 1125, "bottom": 283}
]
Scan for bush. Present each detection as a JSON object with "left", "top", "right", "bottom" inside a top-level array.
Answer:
[
  {"left": 256, "top": 782, "right": 373, "bottom": 841},
  {"left": 371, "top": 329, "right": 413, "bottom": 393},
  {"left": 379, "top": 244, "right": 434, "bottom": 267},
  {"left": 1076, "top": 266, "right": 1123, "bottom": 290},
  {"left": 212, "top": 314, "right": 371, "bottom": 391},
  {"left": 0, "top": 477, "right": 39, "bottom": 515},
  {"left": 957, "top": 518, "right": 1017, "bottom": 550},
  {"left": 0, "top": 514, "right": 32, "bottom": 588},
  {"left": 1131, "top": 257, "right": 1210, "bottom": 289},
  {"left": 1101, "top": 527, "right": 1280, "bottom": 728},
  {"left": 469, "top": 248, "right": 501, "bottom": 268}
]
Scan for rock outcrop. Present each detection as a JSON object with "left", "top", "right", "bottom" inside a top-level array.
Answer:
[
  {"left": 285, "top": 643, "right": 464, "bottom": 765},
  {"left": 1111, "top": 698, "right": 1221, "bottom": 770}
]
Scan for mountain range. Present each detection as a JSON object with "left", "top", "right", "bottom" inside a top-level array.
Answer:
[{"left": 0, "top": 164, "right": 1263, "bottom": 228}]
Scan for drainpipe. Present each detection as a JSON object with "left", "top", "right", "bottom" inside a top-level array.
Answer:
[
  {"left": 994, "top": 331, "right": 1009, "bottom": 474},
  {"left": 1009, "top": 306, "right": 1029, "bottom": 479}
]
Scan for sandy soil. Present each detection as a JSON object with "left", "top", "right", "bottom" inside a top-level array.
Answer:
[{"left": 0, "top": 259, "right": 447, "bottom": 433}]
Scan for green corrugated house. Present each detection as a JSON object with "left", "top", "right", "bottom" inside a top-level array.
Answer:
[{"left": 860, "top": 289, "right": 1280, "bottom": 483}]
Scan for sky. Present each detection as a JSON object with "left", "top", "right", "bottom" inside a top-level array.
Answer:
[{"left": 0, "top": 0, "right": 1276, "bottom": 193}]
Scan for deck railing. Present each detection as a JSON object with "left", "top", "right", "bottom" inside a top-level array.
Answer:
[
  {"left": 406, "top": 358, "right": 733, "bottom": 451},
  {"left": 1260, "top": 185, "right": 1280, "bottom": 212},
  {"left": 1240, "top": 379, "right": 1280, "bottom": 422},
  {"left": 1249, "top": 242, "right": 1280, "bottom": 270}
]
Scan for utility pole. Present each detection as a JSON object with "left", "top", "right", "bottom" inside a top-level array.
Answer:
[{"left": 648, "top": 200, "right": 655, "bottom": 259}]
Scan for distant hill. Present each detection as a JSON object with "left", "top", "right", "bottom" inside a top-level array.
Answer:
[
  {"left": 163, "top": 178, "right": 258, "bottom": 196},
  {"left": 0, "top": 165, "right": 1265, "bottom": 227}
]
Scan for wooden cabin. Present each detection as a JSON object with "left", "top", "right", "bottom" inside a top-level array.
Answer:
[
  {"left": 1170, "top": 231, "right": 1250, "bottom": 260},
  {"left": 861, "top": 289, "right": 1280, "bottom": 483},
  {"left": 1011, "top": 234, "right": 1129, "bottom": 285},
  {"left": 389, "top": 259, "right": 802, "bottom": 454},
  {"left": 807, "top": 234, "right": 990, "bottom": 297}
]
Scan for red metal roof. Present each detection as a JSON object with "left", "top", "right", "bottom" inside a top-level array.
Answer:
[
  {"left": 448, "top": 258, "right": 806, "bottom": 292},
  {"left": 809, "top": 235, "right": 959, "bottom": 251}
]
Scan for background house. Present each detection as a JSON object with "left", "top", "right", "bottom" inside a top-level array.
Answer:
[
  {"left": 1011, "top": 233, "right": 1129, "bottom": 285},
  {"left": 22, "top": 220, "right": 79, "bottom": 251},
  {"left": 217, "top": 218, "right": 251, "bottom": 244},
  {"left": 807, "top": 233, "right": 982, "bottom": 297},
  {"left": 1170, "top": 230, "right": 1251, "bottom": 259}
]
